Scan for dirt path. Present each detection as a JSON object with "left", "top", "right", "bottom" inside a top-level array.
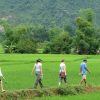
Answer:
[{"left": 85, "top": 86, "right": 100, "bottom": 93}]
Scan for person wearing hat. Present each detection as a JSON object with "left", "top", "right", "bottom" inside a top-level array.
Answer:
[
  {"left": 32, "top": 59, "right": 43, "bottom": 88},
  {"left": 79, "top": 59, "right": 90, "bottom": 86}
]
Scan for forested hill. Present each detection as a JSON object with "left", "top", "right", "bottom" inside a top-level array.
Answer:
[{"left": 0, "top": 0, "right": 100, "bottom": 26}]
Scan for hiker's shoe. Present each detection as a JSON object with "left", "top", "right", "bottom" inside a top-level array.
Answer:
[{"left": 2, "top": 90, "right": 5, "bottom": 92}]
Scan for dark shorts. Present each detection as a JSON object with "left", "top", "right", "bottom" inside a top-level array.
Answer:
[{"left": 60, "top": 72, "right": 66, "bottom": 78}]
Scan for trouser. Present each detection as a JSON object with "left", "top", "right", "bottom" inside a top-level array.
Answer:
[
  {"left": 59, "top": 73, "right": 67, "bottom": 83},
  {"left": 60, "top": 76, "right": 67, "bottom": 83},
  {"left": 34, "top": 72, "right": 43, "bottom": 88}
]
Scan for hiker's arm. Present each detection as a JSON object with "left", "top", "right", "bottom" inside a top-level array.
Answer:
[
  {"left": 79, "top": 67, "right": 82, "bottom": 75},
  {"left": 64, "top": 65, "right": 67, "bottom": 75},
  {"left": 86, "top": 67, "right": 90, "bottom": 73},
  {"left": 80, "top": 67, "right": 82, "bottom": 73},
  {"left": 32, "top": 65, "right": 35, "bottom": 74},
  {"left": 40, "top": 65, "right": 43, "bottom": 75}
]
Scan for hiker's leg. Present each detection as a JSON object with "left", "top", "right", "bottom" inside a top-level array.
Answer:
[
  {"left": 34, "top": 74, "right": 39, "bottom": 88},
  {"left": 0, "top": 80, "right": 5, "bottom": 92},
  {"left": 80, "top": 74, "right": 84, "bottom": 84},
  {"left": 64, "top": 76, "right": 67, "bottom": 83},
  {"left": 80, "top": 75, "right": 86, "bottom": 85},
  {"left": 39, "top": 79, "right": 43, "bottom": 88},
  {"left": 59, "top": 73, "right": 62, "bottom": 86},
  {"left": 83, "top": 75, "right": 87, "bottom": 86},
  {"left": 84, "top": 79, "right": 87, "bottom": 86},
  {"left": 34, "top": 79, "right": 38, "bottom": 88},
  {"left": 80, "top": 75, "right": 84, "bottom": 85}
]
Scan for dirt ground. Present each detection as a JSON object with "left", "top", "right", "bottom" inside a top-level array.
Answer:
[{"left": 85, "top": 86, "right": 100, "bottom": 93}]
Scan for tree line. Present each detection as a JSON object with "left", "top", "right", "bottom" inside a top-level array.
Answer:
[{"left": 0, "top": 9, "right": 100, "bottom": 54}]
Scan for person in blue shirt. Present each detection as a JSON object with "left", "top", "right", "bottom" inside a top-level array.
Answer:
[{"left": 80, "top": 59, "right": 90, "bottom": 86}]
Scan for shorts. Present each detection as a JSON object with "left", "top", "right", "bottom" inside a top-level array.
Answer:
[{"left": 82, "top": 75, "right": 86, "bottom": 79}]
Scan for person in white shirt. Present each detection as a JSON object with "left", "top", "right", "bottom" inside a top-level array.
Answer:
[
  {"left": 32, "top": 59, "right": 43, "bottom": 88},
  {"left": 0, "top": 67, "right": 5, "bottom": 92},
  {"left": 59, "top": 59, "right": 67, "bottom": 86}
]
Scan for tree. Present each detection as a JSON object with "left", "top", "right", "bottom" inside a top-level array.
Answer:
[
  {"left": 32, "top": 25, "right": 49, "bottom": 42},
  {"left": 16, "top": 38, "right": 37, "bottom": 53},
  {"left": 1, "top": 23, "right": 37, "bottom": 53},
  {"left": 1, "top": 22, "right": 15, "bottom": 53},
  {"left": 44, "top": 31, "right": 72, "bottom": 54},
  {"left": 48, "top": 27, "right": 63, "bottom": 41},
  {"left": 74, "top": 9, "right": 100, "bottom": 54}
]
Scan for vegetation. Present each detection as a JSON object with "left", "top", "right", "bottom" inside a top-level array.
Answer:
[
  {"left": 0, "top": 0, "right": 100, "bottom": 26},
  {"left": 0, "top": 1, "right": 100, "bottom": 99},
  {"left": 0, "top": 54, "right": 100, "bottom": 90},
  {"left": 74, "top": 9, "right": 100, "bottom": 54},
  {"left": 0, "top": 1, "right": 100, "bottom": 54},
  {"left": 33, "top": 92, "right": 100, "bottom": 100},
  {"left": 0, "top": 54, "right": 100, "bottom": 99},
  {"left": 0, "top": 86, "right": 84, "bottom": 99},
  {"left": 44, "top": 32, "right": 72, "bottom": 54},
  {"left": 0, "top": 9, "right": 100, "bottom": 54}
]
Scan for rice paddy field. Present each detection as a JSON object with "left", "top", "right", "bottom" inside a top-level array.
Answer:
[{"left": 0, "top": 54, "right": 100, "bottom": 99}]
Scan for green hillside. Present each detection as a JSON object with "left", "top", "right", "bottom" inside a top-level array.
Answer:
[{"left": 0, "top": 0, "right": 100, "bottom": 27}]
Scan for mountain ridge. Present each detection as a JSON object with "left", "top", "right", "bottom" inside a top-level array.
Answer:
[{"left": 0, "top": 0, "right": 100, "bottom": 27}]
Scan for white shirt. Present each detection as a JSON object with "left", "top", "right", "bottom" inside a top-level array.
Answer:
[
  {"left": 34, "top": 62, "right": 42, "bottom": 72},
  {"left": 0, "top": 68, "right": 3, "bottom": 77},
  {"left": 60, "top": 62, "right": 66, "bottom": 72}
]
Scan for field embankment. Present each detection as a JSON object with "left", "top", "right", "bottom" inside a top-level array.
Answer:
[{"left": 0, "top": 86, "right": 100, "bottom": 100}]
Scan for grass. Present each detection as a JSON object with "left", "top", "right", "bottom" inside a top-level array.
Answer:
[
  {"left": 0, "top": 44, "right": 4, "bottom": 54},
  {"left": 0, "top": 54, "right": 99, "bottom": 90},
  {"left": 0, "top": 54, "right": 100, "bottom": 99}
]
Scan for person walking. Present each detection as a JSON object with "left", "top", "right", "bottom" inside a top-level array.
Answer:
[
  {"left": 32, "top": 59, "right": 43, "bottom": 88},
  {"left": 79, "top": 59, "right": 90, "bottom": 86},
  {"left": 0, "top": 67, "right": 5, "bottom": 92},
  {"left": 59, "top": 59, "right": 67, "bottom": 86}
]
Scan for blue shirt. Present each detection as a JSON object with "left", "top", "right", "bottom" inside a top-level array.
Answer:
[{"left": 80, "top": 62, "right": 87, "bottom": 75}]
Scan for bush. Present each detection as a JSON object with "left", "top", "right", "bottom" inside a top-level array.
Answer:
[
  {"left": 15, "top": 39, "right": 37, "bottom": 53},
  {"left": 56, "top": 86, "right": 83, "bottom": 95}
]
